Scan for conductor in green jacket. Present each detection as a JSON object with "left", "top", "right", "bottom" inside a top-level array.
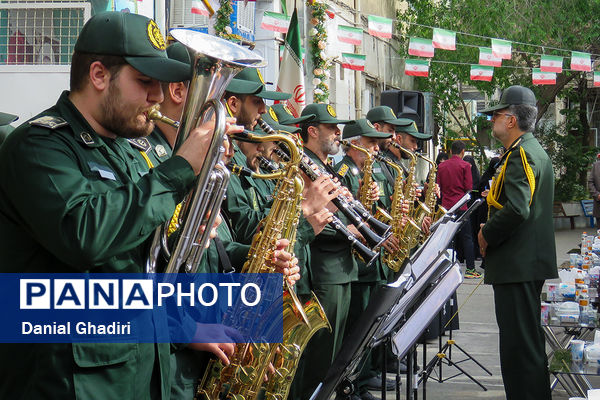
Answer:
[
  {"left": 0, "top": 11, "right": 241, "bottom": 399},
  {"left": 478, "top": 85, "right": 558, "bottom": 400}
]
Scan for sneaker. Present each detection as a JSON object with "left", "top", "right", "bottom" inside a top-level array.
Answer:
[{"left": 464, "top": 269, "right": 482, "bottom": 279}]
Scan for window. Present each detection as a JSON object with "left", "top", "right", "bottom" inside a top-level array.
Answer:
[{"left": 0, "top": 1, "right": 91, "bottom": 65}]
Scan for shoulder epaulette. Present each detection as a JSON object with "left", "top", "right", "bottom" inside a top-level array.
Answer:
[
  {"left": 337, "top": 163, "right": 350, "bottom": 177},
  {"left": 127, "top": 138, "right": 152, "bottom": 153},
  {"left": 29, "top": 116, "right": 68, "bottom": 130}
]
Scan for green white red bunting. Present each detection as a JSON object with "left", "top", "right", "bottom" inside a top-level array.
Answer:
[
  {"left": 261, "top": 11, "right": 291, "bottom": 33},
  {"left": 540, "top": 55, "right": 563, "bottom": 73},
  {"left": 191, "top": 0, "right": 209, "bottom": 16},
  {"left": 491, "top": 39, "right": 512, "bottom": 60},
  {"left": 337, "top": 25, "right": 363, "bottom": 46},
  {"left": 341, "top": 53, "right": 366, "bottom": 71},
  {"left": 595, "top": 72, "right": 600, "bottom": 87},
  {"left": 432, "top": 28, "right": 456, "bottom": 50},
  {"left": 368, "top": 15, "right": 393, "bottom": 39},
  {"left": 470, "top": 65, "right": 493, "bottom": 81},
  {"left": 479, "top": 47, "right": 502, "bottom": 67},
  {"left": 405, "top": 59, "right": 429, "bottom": 77},
  {"left": 532, "top": 68, "right": 556, "bottom": 85},
  {"left": 571, "top": 51, "right": 591, "bottom": 72},
  {"left": 409, "top": 38, "right": 434, "bottom": 58},
  {"left": 276, "top": 8, "right": 305, "bottom": 117}
]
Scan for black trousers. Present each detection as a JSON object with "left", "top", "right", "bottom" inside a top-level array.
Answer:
[
  {"left": 454, "top": 210, "right": 475, "bottom": 270},
  {"left": 493, "top": 280, "right": 551, "bottom": 400}
]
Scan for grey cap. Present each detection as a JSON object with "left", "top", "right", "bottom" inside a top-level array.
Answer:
[{"left": 480, "top": 85, "right": 537, "bottom": 115}]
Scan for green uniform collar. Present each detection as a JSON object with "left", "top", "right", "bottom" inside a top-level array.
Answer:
[{"left": 54, "top": 91, "right": 105, "bottom": 148}]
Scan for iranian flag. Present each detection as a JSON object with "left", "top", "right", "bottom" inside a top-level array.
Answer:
[
  {"left": 540, "top": 55, "right": 563, "bottom": 73},
  {"left": 341, "top": 53, "right": 366, "bottom": 71},
  {"left": 479, "top": 47, "right": 502, "bottom": 67},
  {"left": 368, "top": 15, "right": 393, "bottom": 39},
  {"left": 532, "top": 68, "right": 556, "bottom": 85},
  {"left": 337, "top": 25, "right": 363, "bottom": 46},
  {"left": 491, "top": 38, "right": 512, "bottom": 60},
  {"left": 470, "top": 65, "right": 493, "bottom": 81},
  {"left": 405, "top": 59, "right": 429, "bottom": 77},
  {"left": 276, "top": 8, "right": 305, "bottom": 117},
  {"left": 408, "top": 37, "right": 434, "bottom": 58},
  {"left": 594, "top": 72, "right": 600, "bottom": 87},
  {"left": 261, "top": 11, "right": 290, "bottom": 33},
  {"left": 191, "top": 0, "right": 209, "bottom": 16},
  {"left": 432, "top": 28, "right": 456, "bottom": 50},
  {"left": 571, "top": 51, "right": 591, "bottom": 72}
]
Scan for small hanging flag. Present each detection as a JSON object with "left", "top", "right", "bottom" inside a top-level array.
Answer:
[
  {"left": 540, "top": 55, "right": 563, "bottom": 73},
  {"left": 337, "top": 25, "right": 363, "bottom": 46},
  {"left": 367, "top": 15, "right": 393, "bottom": 39},
  {"left": 341, "top": 53, "right": 366, "bottom": 71},
  {"left": 405, "top": 59, "right": 429, "bottom": 77},
  {"left": 594, "top": 72, "right": 600, "bottom": 87},
  {"left": 408, "top": 37, "right": 434, "bottom": 58},
  {"left": 191, "top": 0, "right": 209, "bottom": 16},
  {"left": 532, "top": 68, "right": 556, "bottom": 85},
  {"left": 470, "top": 65, "right": 494, "bottom": 82},
  {"left": 432, "top": 28, "right": 456, "bottom": 50},
  {"left": 479, "top": 47, "right": 502, "bottom": 67},
  {"left": 260, "top": 11, "right": 291, "bottom": 33},
  {"left": 571, "top": 51, "right": 592, "bottom": 72},
  {"left": 491, "top": 38, "right": 512, "bottom": 60}
]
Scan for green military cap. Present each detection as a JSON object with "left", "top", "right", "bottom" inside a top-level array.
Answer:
[
  {"left": 301, "top": 103, "right": 350, "bottom": 124},
  {"left": 268, "top": 104, "right": 314, "bottom": 124},
  {"left": 480, "top": 85, "right": 537, "bottom": 115},
  {"left": 261, "top": 111, "right": 300, "bottom": 134},
  {"left": 366, "top": 106, "right": 413, "bottom": 127},
  {"left": 343, "top": 119, "right": 391, "bottom": 139},
  {"left": 395, "top": 121, "right": 432, "bottom": 140},
  {"left": 227, "top": 68, "right": 291, "bottom": 101},
  {"left": 74, "top": 12, "right": 190, "bottom": 82},
  {"left": 166, "top": 42, "right": 192, "bottom": 81},
  {"left": 0, "top": 112, "right": 18, "bottom": 126}
]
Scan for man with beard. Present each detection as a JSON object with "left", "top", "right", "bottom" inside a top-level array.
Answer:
[
  {"left": 478, "top": 86, "right": 556, "bottom": 400},
  {"left": 0, "top": 12, "right": 244, "bottom": 399}
]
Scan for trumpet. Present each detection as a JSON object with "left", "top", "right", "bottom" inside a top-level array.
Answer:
[{"left": 145, "top": 29, "right": 265, "bottom": 274}]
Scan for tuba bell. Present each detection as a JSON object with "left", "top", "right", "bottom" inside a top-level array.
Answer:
[{"left": 146, "top": 29, "right": 265, "bottom": 274}]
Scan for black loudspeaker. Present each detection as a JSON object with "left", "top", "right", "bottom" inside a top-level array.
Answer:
[{"left": 381, "top": 90, "right": 425, "bottom": 132}]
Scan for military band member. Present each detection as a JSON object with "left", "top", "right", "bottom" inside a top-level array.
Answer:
[{"left": 0, "top": 112, "right": 18, "bottom": 147}]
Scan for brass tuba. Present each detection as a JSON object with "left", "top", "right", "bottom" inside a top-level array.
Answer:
[{"left": 146, "top": 29, "right": 265, "bottom": 273}]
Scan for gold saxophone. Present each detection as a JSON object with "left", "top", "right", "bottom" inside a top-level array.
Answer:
[
  {"left": 341, "top": 139, "right": 376, "bottom": 213},
  {"left": 196, "top": 131, "right": 329, "bottom": 400},
  {"left": 383, "top": 142, "right": 422, "bottom": 271}
]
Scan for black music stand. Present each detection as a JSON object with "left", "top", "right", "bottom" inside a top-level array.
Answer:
[{"left": 310, "top": 198, "right": 483, "bottom": 400}]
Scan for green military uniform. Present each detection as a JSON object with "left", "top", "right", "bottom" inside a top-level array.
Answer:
[
  {"left": 0, "top": 12, "right": 192, "bottom": 399},
  {"left": 290, "top": 104, "right": 355, "bottom": 399},
  {"left": 480, "top": 86, "right": 557, "bottom": 400},
  {"left": 335, "top": 119, "right": 394, "bottom": 394},
  {"left": 0, "top": 112, "right": 17, "bottom": 147}
]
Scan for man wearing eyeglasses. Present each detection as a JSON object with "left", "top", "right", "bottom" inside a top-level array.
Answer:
[{"left": 478, "top": 85, "right": 557, "bottom": 400}]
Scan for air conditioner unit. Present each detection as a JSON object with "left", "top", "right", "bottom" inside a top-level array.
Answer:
[{"left": 170, "top": 0, "right": 209, "bottom": 28}]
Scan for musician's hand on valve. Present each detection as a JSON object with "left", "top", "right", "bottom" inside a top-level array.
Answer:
[
  {"left": 415, "top": 184, "right": 423, "bottom": 199},
  {"left": 198, "top": 213, "right": 222, "bottom": 248},
  {"left": 305, "top": 208, "right": 334, "bottom": 236},
  {"left": 421, "top": 216, "right": 432, "bottom": 235},
  {"left": 368, "top": 181, "right": 380, "bottom": 202},
  {"left": 189, "top": 342, "right": 235, "bottom": 365},
  {"left": 302, "top": 175, "right": 340, "bottom": 216},
  {"left": 270, "top": 239, "right": 301, "bottom": 285},
  {"left": 382, "top": 234, "right": 400, "bottom": 253},
  {"left": 176, "top": 119, "right": 244, "bottom": 175}
]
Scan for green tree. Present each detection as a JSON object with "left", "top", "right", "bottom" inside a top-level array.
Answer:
[{"left": 398, "top": 0, "right": 600, "bottom": 200}]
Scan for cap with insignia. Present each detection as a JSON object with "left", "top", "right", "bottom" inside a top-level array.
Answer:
[
  {"left": 74, "top": 12, "right": 189, "bottom": 82},
  {"left": 260, "top": 112, "right": 300, "bottom": 134},
  {"left": 269, "top": 104, "right": 314, "bottom": 125},
  {"left": 480, "top": 85, "right": 537, "bottom": 115},
  {"left": 227, "top": 68, "right": 291, "bottom": 101},
  {"left": 166, "top": 42, "right": 192, "bottom": 81},
  {"left": 366, "top": 106, "right": 413, "bottom": 127},
  {"left": 0, "top": 112, "right": 17, "bottom": 127},
  {"left": 300, "top": 103, "right": 350, "bottom": 124},
  {"left": 343, "top": 119, "right": 392, "bottom": 139},
  {"left": 395, "top": 121, "right": 432, "bottom": 140}
]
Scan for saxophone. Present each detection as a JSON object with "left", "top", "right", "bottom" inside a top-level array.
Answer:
[
  {"left": 196, "top": 130, "right": 329, "bottom": 400},
  {"left": 341, "top": 139, "right": 376, "bottom": 213},
  {"left": 384, "top": 142, "right": 422, "bottom": 271}
]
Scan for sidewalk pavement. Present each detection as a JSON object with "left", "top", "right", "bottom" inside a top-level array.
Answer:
[{"left": 365, "top": 227, "right": 599, "bottom": 399}]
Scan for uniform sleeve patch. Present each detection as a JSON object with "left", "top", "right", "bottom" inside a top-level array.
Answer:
[{"left": 29, "top": 116, "right": 68, "bottom": 130}]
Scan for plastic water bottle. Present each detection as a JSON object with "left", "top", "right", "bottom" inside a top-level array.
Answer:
[{"left": 580, "top": 288, "right": 590, "bottom": 325}]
